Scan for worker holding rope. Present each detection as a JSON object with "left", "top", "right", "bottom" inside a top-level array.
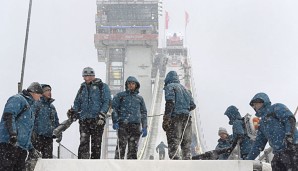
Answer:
[{"left": 162, "top": 71, "right": 196, "bottom": 160}]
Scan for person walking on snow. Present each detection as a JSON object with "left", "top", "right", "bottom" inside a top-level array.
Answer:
[
  {"left": 245, "top": 92, "right": 298, "bottom": 171},
  {"left": 156, "top": 141, "right": 168, "bottom": 160},
  {"left": 112, "top": 76, "right": 147, "bottom": 159},
  {"left": 67, "top": 67, "right": 111, "bottom": 159}
]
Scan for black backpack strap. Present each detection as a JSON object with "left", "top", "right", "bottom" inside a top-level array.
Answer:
[
  {"left": 96, "top": 82, "right": 104, "bottom": 99},
  {"left": 79, "top": 82, "right": 104, "bottom": 99},
  {"left": 15, "top": 105, "right": 30, "bottom": 121}
]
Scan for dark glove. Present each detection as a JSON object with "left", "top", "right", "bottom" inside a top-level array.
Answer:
[
  {"left": 141, "top": 127, "right": 147, "bottom": 137},
  {"left": 113, "top": 123, "right": 119, "bottom": 130},
  {"left": 225, "top": 147, "right": 233, "bottom": 154},
  {"left": 31, "top": 131, "right": 37, "bottom": 143},
  {"left": 285, "top": 133, "right": 295, "bottom": 150},
  {"left": 204, "top": 151, "right": 214, "bottom": 158},
  {"left": 28, "top": 148, "right": 42, "bottom": 159},
  {"left": 97, "top": 113, "right": 106, "bottom": 126},
  {"left": 285, "top": 133, "right": 294, "bottom": 144},
  {"left": 55, "top": 133, "right": 62, "bottom": 143},
  {"left": 67, "top": 108, "right": 76, "bottom": 120},
  {"left": 162, "top": 115, "right": 171, "bottom": 132},
  {"left": 9, "top": 132, "right": 17, "bottom": 146}
]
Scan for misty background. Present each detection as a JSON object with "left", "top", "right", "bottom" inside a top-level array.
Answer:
[{"left": 1, "top": 0, "right": 298, "bottom": 154}]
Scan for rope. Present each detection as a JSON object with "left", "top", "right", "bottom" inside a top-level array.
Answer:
[
  {"left": 116, "top": 130, "right": 121, "bottom": 159},
  {"left": 170, "top": 114, "right": 191, "bottom": 160},
  {"left": 147, "top": 114, "right": 164, "bottom": 117}
]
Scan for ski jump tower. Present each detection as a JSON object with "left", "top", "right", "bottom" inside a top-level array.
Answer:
[{"left": 94, "top": 0, "right": 160, "bottom": 159}]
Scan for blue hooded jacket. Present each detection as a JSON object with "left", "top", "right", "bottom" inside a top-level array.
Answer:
[
  {"left": 224, "top": 105, "right": 253, "bottom": 157},
  {"left": 34, "top": 97, "right": 59, "bottom": 137},
  {"left": 164, "top": 71, "right": 196, "bottom": 117},
  {"left": 112, "top": 76, "right": 147, "bottom": 128},
  {"left": 73, "top": 78, "right": 111, "bottom": 120},
  {"left": 0, "top": 90, "right": 35, "bottom": 150},
  {"left": 246, "top": 93, "right": 298, "bottom": 160}
]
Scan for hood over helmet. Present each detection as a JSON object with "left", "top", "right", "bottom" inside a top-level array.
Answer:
[
  {"left": 125, "top": 76, "right": 140, "bottom": 93},
  {"left": 164, "top": 71, "right": 180, "bottom": 87},
  {"left": 224, "top": 105, "right": 242, "bottom": 125},
  {"left": 249, "top": 92, "right": 271, "bottom": 117}
]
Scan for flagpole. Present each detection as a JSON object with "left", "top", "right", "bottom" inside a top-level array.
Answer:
[
  {"left": 184, "top": 11, "right": 189, "bottom": 47},
  {"left": 185, "top": 24, "right": 187, "bottom": 47}
]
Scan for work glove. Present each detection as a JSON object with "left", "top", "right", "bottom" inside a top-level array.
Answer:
[
  {"left": 141, "top": 127, "right": 147, "bottom": 137},
  {"left": 97, "top": 113, "right": 106, "bottom": 126},
  {"left": 113, "top": 123, "right": 119, "bottom": 130},
  {"left": 162, "top": 114, "right": 171, "bottom": 132},
  {"left": 9, "top": 132, "right": 17, "bottom": 146},
  {"left": 28, "top": 148, "right": 42, "bottom": 159},
  {"left": 204, "top": 151, "right": 214, "bottom": 158},
  {"left": 31, "top": 131, "right": 37, "bottom": 143},
  {"left": 225, "top": 147, "right": 233, "bottom": 154},
  {"left": 285, "top": 133, "right": 295, "bottom": 150},
  {"left": 55, "top": 133, "right": 62, "bottom": 143},
  {"left": 285, "top": 133, "right": 294, "bottom": 144},
  {"left": 67, "top": 108, "right": 77, "bottom": 120}
]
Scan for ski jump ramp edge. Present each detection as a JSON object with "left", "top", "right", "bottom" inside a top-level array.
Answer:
[{"left": 34, "top": 159, "right": 254, "bottom": 171}]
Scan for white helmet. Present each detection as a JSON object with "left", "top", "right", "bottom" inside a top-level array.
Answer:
[{"left": 82, "top": 67, "right": 95, "bottom": 77}]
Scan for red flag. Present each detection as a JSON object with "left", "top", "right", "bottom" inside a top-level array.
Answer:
[
  {"left": 165, "top": 11, "right": 169, "bottom": 30},
  {"left": 185, "top": 11, "right": 189, "bottom": 27}
]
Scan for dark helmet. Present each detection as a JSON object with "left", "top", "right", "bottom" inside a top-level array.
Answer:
[{"left": 82, "top": 67, "right": 95, "bottom": 77}]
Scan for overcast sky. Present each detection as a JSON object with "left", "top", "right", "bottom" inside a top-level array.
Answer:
[{"left": 1, "top": 0, "right": 298, "bottom": 154}]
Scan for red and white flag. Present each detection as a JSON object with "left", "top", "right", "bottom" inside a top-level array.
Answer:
[
  {"left": 185, "top": 11, "right": 189, "bottom": 27},
  {"left": 165, "top": 11, "right": 170, "bottom": 30}
]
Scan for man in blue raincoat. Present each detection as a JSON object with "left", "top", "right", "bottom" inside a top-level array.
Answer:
[
  {"left": 215, "top": 127, "right": 232, "bottom": 160},
  {"left": 245, "top": 92, "right": 298, "bottom": 171},
  {"left": 156, "top": 141, "right": 168, "bottom": 160},
  {"left": 0, "top": 82, "right": 43, "bottom": 171},
  {"left": 67, "top": 67, "right": 111, "bottom": 159},
  {"left": 162, "top": 71, "right": 196, "bottom": 160},
  {"left": 112, "top": 76, "right": 147, "bottom": 159},
  {"left": 32, "top": 84, "right": 60, "bottom": 158},
  {"left": 224, "top": 105, "right": 253, "bottom": 159}
]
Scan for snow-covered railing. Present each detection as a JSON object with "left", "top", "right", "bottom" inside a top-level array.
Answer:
[{"left": 137, "top": 71, "right": 160, "bottom": 159}]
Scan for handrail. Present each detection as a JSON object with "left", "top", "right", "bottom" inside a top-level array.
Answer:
[
  {"left": 187, "top": 55, "right": 207, "bottom": 152},
  {"left": 137, "top": 71, "right": 160, "bottom": 159}
]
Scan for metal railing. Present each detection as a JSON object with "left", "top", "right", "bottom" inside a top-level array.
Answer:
[{"left": 57, "top": 143, "right": 78, "bottom": 159}]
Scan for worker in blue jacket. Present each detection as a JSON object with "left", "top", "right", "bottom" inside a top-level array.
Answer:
[
  {"left": 67, "top": 67, "right": 111, "bottom": 159},
  {"left": 0, "top": 82, "right": 43, "bottom": 171},
  {"left": 32, "top": 84, "right": 60, "bottom": 158},
  {"left": 112, "top": 76, "right": 147, "bottom": 159},
  {"left": 224, "top": 105, "right": 253, "bottom": 159},
  {"left": 156, "top": 141, "right": 168, "bottom": 160},
  {"left": 162, "top": 71, "right": 196, "bottom": 160},
  {"left": 245, "top": 92, "right": 298, "bottom": 171},
  {"left": 215, "top": 127, "right": 232, "bottom": 160}
]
